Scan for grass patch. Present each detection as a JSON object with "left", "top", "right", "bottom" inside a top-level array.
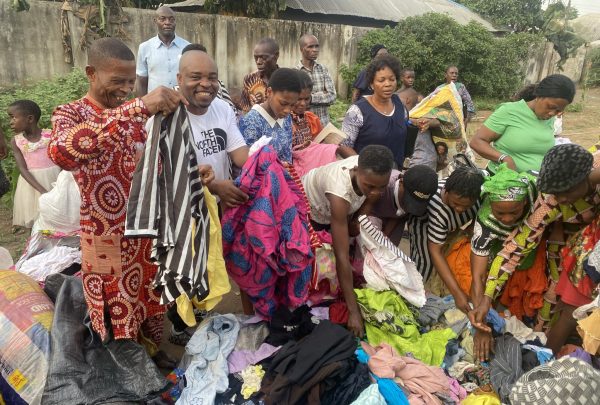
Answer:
[
  {"left": 474, "top": 97, "right": 503, "bottom": 111},
  {"left": 328, "top": 99, "right": 351, "bottom": 128},
  {"left": 565, "top": 102, "right": 583, "bottom": 113}
]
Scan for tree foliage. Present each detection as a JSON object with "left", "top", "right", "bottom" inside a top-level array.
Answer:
[
  {"left": 340, "top": 13, "right": 543, "bottom": 99},
  {"left": 456, "top": 0, "right": 585, "bottom": 69},
  {"left": 456, "top": 0, "right": 543, "bottom": 32},
  {"left": 0, "top": 69, "right": 89, "bottom": 204}
]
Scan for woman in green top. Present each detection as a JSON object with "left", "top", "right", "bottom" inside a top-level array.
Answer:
[{"left": 470, "top": 74, "right": 575, "bottom": 174}]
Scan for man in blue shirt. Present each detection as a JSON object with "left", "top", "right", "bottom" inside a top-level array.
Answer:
[{"left": 136, "top": 6, "right": 190, "bottom": 96}]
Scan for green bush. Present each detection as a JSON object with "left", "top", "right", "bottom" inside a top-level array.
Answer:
[
  {"left": 0, "top": 69, "right": 88, "bottom": 206},
  {"left": 341, "top": 13, "right": 544, "bottom": 99}
]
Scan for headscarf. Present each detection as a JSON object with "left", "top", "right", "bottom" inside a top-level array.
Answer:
[
  {"left": 478, "top": 164, "right": 537, "bottom": 237},
  {"left": 537, "top": 144, "right": 593, "bottom": 194}
]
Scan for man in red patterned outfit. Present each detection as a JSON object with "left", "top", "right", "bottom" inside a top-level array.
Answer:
[{"left": 49, "top": 38, "right": 194, "bottom": 360}]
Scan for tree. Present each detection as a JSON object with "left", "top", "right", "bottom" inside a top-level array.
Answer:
[
  {"left": 340, "top": 13, "right": 543, "bottom": 99},
  {"left": 204, "top": 0, "right": 284, "bottom": 18},
  {"left": 455, "top": 0, "right": 543, "bottom": 32},
  {"left": 457, "top": 0, "right": 585, "bottom": 70}
]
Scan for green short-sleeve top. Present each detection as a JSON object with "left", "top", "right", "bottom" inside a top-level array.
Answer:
[{"left": 484, "top": 99, "right": 555, "bottom": 173}]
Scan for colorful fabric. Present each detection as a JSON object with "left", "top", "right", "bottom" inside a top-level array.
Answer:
[
  {"left": 361, "top": 342, "right": 450, "bottom": 405},
  {"left": 559, "top": 216, "right": 600, "bottom": 303},
  {"left": 222, "top": 146, "right": 313, "bottom": 319},
  {"left": 49, "top": 97, "right": 164, "bottom": 344},
  {"left": 0, "top": 270, "right": 54, "bottom": 405},
  {"left": 499, "top": 240, "right": 547, "bottom": 320},
  {"left": 411, "top": 83, "right": 472, "bottom": 164},
  {"left": 291, "top": 142, "right": 337, "bottom": 178},
  {"left": 240, "top": 69, "right": 276, "bottom": 113},
  {"left": 481, "top": 163, "right": 537, "bottom": 203},
  {"left": 14, "top": 130, "right": 57, "bottom": 169},
  {"left": 239, "top": 104, "right": 293, "bottom": 162},
  {"left": 291, "top": 111, "right": 321, "bottom": 147},
  {"left": 444, "top": 235, "right": 473, "bottom": 296},
  {"left": 296, "top": 61, "right": 336, "bottom": 125},
  {"left": 355, "top": 289, "right": 456, "bottom": 366},
  {"left": 483, "top": 99, "right": 555, "bottom": 173},
  {"left": 484, "top": 152, "right": 600, "bottom": 299}
]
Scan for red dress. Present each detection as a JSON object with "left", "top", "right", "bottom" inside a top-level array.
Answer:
[{"left": 49, "top": 97, "right": 165, "bottom": 345}]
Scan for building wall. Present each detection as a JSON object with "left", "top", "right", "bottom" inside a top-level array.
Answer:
[
  {"left": 0, "top": 0, "right": 367, "bottom": 98},
  {"left": 0, "top": 0, "right": 589, "bottom": 94}
]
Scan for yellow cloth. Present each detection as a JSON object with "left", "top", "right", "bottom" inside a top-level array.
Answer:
[
  {"left": 410, "top": 82, "right": 471, "bottom": 162},
  {"left": 462, "top": 392, "right": 501, "bottom": 405},
  {"left": 577, "top": 309, "right": 600, "bottom": 355},
  {"left": 177, "top": 189, "right": 231, "bottom": 327},
  {"left": 241, "top": 365, "right": 265, "bottom": 399}
]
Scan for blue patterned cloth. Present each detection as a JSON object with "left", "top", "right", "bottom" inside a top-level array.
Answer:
[{"left": 238, "top": 106, "right": 293, "bottom": 162}]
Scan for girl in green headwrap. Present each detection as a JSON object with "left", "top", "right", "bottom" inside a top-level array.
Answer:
[{"left": 470, "top": 164, "right": 538, "bottom": 361}]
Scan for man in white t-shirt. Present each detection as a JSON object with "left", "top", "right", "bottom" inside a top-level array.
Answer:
[{"left": 144, "top": 46, "right": 246, "bottom": 209}]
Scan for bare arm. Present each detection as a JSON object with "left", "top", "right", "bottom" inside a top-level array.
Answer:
[
  {"left": 428, "top": 240, "right": 470, "bottom": 313},
  {"left": 229, "top": 145, "right": 249, "bottom": 169},
  {"left": 336, "top": 145, "right": 357, "bottom": 159},
  {"left": 11, "top": 138, "right": 47, "bottom": 193},
  {"left": 136, "top": 75, "right": 149, "bottom": 97},
  {"left": 470, "top": 126, "right": 517, "bottom": 170},
  {"left": 470, "top": 252, "right": 489, "bottom": 308},
  {"left": 329, "top": 194, "right": 364, "bottom": 337}
]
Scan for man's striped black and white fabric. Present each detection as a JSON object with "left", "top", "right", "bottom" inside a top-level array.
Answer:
[
  {"left": 407, "top": 179, "right": 479, "bottom": 281},
  {"left": 125, "top": 104, "right": 210, "bottom": 304}
]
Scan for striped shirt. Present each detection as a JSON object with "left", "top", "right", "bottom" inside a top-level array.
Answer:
[
  {"left": 125, "top": 105, "right": 210, "bottom": 304},
  {"left": 408, "top": 179, "right": 480, "bottom": 281}
]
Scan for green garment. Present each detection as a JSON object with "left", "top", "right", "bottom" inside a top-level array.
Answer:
[
  {"left": 355, "top": 289, "right": 456, "bottom": 366},
  {"left": 484, "top": 100, "right": 555, "bottom": 173}
]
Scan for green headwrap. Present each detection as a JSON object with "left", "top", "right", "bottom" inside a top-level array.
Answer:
[
  {"left": 482, "top": 164, "right": 536, "bottom": 202},
  {"left": 478, "top": 164, "right": 538, "bottom": 237}
]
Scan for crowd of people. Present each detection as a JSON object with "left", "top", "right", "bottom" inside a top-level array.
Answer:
[{"left": 1, "top": 5, "right": 600, "bottom": 405}]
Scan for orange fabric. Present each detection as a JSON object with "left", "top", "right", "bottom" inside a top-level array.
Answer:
[
  {"left": 305, "top": 111, "right": 323, "bottom": 138},
  {"left": 445, "top": 236, "right": 472, "bottom": 296},
  {"left": 500, "top": 240, "right": 548, "bottom": 320}
]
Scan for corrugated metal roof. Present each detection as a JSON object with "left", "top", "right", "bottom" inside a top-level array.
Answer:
[{"left": 170, "top": 0, "right": 495, "bottom": 30}]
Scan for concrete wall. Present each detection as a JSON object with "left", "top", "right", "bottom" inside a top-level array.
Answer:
[
  {"left": 0, "top": 0, "right": 73, "bottom": 86},
  {"left": 0, "top": 0, "right": 589, "bottom": 94},
  {"left": 524, "top": 41, "right": 589, "bottom": 84},
  {"left": 0, "top": 0, "right": 367, "bottom": 98}
]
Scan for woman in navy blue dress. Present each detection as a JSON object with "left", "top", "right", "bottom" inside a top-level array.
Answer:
[{"left": 342, "top": 54, "right": 408, "bottom": 168}]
